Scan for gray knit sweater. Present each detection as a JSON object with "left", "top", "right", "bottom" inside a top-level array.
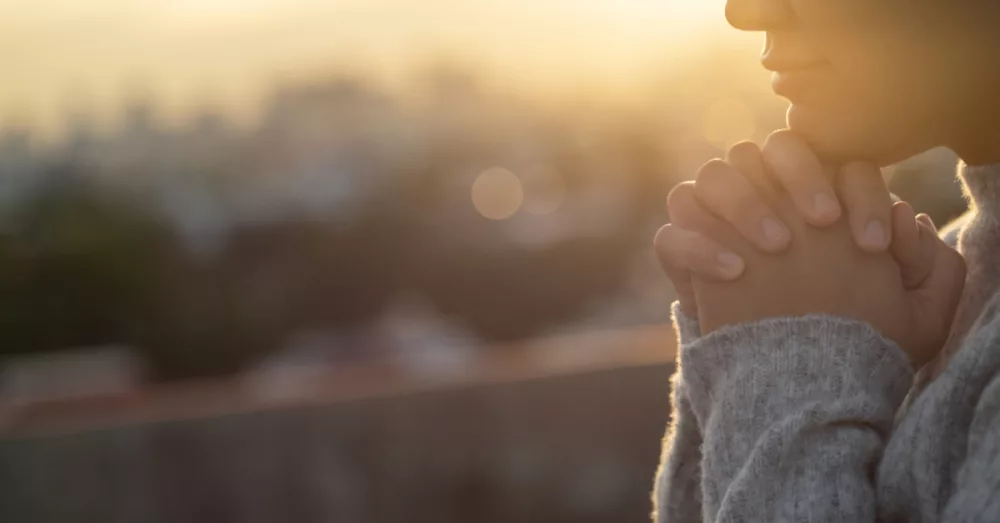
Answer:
[{"left": 653, "top": 163, "right": 1000, "bottom": 522}]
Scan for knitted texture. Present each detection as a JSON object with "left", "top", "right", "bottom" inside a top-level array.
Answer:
[{"left": 653, "top": 163, "right": 1000, "bottom": 521}]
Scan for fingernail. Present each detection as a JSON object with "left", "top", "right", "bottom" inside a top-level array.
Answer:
[
  {"left": 760, "top": 217, "right": 789, "bottom": 245},
  {"left": 812, "top": 192, "right": 840, "bottom": 220},
  {"left": 716, "top": 251, "right": 745, "bottom": 278},
  {"left": 863, "top": 220, "right": 887, "bottom": 249}
]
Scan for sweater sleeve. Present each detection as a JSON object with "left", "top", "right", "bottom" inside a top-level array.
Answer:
[
  {"left": 942, "top": 371, "right": 1000, "bottom": 520},
  {"left": 651, "top": 302, "right": 705, "bottom": 523},
  {"left": 680, "top": 315, "right": 913, "bottom": 522}
]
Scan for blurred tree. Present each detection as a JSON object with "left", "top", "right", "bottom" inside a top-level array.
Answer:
[
  {"left": 131, "top": 256, "right": 290, "bottom": 381},
  {"left": 417, "top": 237, "right": 634, "bottom": 342},
  {"left": 0, "top": 166, "right": 285, "bottom": 381},
  {"left": 217, "top": 212, "right": 403, "bottom": 333},
  {"left": 0, "top": 73, "right": 686, "bottom": 379},
  {"left": 0, "top": 166, "right": 175, "bottom": 356}
]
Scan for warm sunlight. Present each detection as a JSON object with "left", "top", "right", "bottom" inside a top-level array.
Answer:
[
  {"left": 0, "top": 0, "right": 748, "bottom": 138},
  {"left": 2, "top": 0, "right": 980, "bottom": 521},
  {"left": 160, "top": 0, "right": 720, "bottom": 22},
  {"left": 703, "top": 98, "right": 757, "bottom": 150},
  {"left": 612, "top": 0, "right": 722, "bottom": 20},
  {"left": 158, "top": 0, "right": 278, "bottom": 19}
]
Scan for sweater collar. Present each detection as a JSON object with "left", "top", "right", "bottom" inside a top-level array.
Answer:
[{"left": 960, "top": 161, "right": 1000, "bottom": 222}]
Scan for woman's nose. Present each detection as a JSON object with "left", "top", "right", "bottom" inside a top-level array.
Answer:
[{"left": 725, "top": 0, "right": 793, "bottom": 31}]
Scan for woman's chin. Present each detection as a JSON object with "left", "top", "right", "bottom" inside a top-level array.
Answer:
[{"left": 786, "top": 104, "right": 920, "bottom": 167}]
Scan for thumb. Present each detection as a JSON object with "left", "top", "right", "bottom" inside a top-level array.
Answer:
[
  {"left": 910, "top": 223, "right": 966, "bottom": 338},
  {"left": 890, "top": 202, "right": 935, "bottom": 290}
]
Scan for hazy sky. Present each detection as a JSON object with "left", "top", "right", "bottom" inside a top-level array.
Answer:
[{"left": 0, "top": 0, "right": 757, "bottom": 136}]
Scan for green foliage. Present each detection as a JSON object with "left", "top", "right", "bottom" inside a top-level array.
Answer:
[{"left": 0, "top": 167, "right": 175, "bottom": 356}]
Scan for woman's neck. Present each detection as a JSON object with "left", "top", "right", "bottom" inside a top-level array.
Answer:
[
  {"left": 956, "top": 148, "right": 1000, "bottom": 168},
  {"left": 950, "top": 114, "right": 1000, "bottom": 167}
]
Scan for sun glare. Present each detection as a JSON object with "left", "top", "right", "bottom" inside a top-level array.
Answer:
[
  {"left": 614, "top": 0, "right": 722, "bottom": 18},
  {"left": 158, "top": 0, "right": 278, "bottom": 19},
  {"left": 702, "top": 98, "right": 757, "bottom": 150},
  {"left": 0, "top": 0, "right": 745, "bottom": 139}
]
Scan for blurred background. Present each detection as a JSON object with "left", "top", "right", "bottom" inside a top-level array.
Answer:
[{"left": 0, "top": 1, "right": 968, "bottom": 521}]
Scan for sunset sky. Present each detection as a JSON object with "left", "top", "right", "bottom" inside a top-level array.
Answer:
[{"left": 0, "top": 0, "right": 761, "bottom": 137}]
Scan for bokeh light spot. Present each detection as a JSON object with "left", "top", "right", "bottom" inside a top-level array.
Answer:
[
  {"left": 472, "top": 167, "right": 524, "bottom": 220},
  {"left": 702, "top": 97, "right": 756, "bottom": 150},
  {"left": 521, "top": 165, "right": 566, "bottom": 216}
]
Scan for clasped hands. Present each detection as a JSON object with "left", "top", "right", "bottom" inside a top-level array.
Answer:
[{"left": 656, "top": 130, "right": 966, "bottom": 367}]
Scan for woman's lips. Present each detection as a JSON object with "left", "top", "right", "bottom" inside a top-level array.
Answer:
[{"left": 771, "top": 64, "right": 829, "bottom": 100}]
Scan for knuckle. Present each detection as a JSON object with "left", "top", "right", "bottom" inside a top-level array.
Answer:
[
  {"left": 845, "top": 191, "right": 892, "bottom": 221},
  {"left": 654, "top": 226, "right": 708, "bottom": 272},
  {"left": 653, "top": 226, "right": 682, "bottom": 268},
  {"left": 694, "top": 159, "right": 734, "bottom": 200},
  {"left": 843, "top": 161, "right": 881, "bottom": 178},
  {"left": 730, "top": 171, "right": 763, "bottom": 206},
  {"left": 653, "top": 224, "right": 675, "bottom": 250},
  {"left": 724, "top": 183, "right": 763, "bottom": 222},
  {"left": 761, "top": 132, "right": 822, "bottom": 187},
  {"left": 696, "top": 160, "right": 763, "bottom": 220},
  {"left": 654, "top": 224, "right": 689, "bottom": 255},
  {"left": 761, "top": 129, "right": 799, "bottom": 156},
  {"left": 841, "top": 162, "right": 885, "bottom": 191},
  {"left": 667, "top": 182, "right": 697, "bottom": 215},
  {"left": 696, "top": 158, "right": 730, "bottom": 179},
  {"left": 727, "top": 140, "right": 761, "bottom": 160},
  {"left": 687, "top": 233, "right": 722, "bottom": 265}
]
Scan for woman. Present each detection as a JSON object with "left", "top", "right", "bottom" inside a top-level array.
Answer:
[{"left": 653, "top": 1, "right": 1000, "bottom": 521}]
